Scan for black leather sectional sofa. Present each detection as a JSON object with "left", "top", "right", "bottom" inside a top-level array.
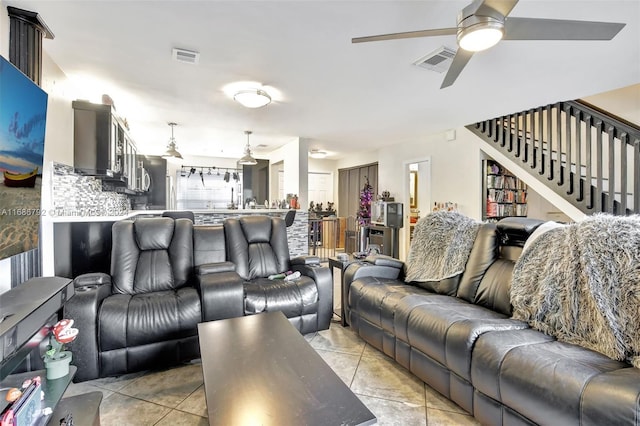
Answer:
[
  {"left": 344, "top": 217, "right": 640, "bottom": 425},
  {"left": 65, "top": 215, "right": 332, "bottom": 381}
]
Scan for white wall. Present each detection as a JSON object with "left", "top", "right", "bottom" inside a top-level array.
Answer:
[
  {"left": 376, "top": 129, "right": 484, "bottom": 259},
  {"left": 266, "top": 137, "right": 309, "bottom": 208}
]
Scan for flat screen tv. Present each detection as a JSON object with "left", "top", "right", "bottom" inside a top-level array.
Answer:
[{"left": 0, "top": 55, "right": 48, "bottom": 261}]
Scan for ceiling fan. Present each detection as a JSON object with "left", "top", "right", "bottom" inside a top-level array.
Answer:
[{"left": 352, "top": 0, "right": 626, "bottom": 89}]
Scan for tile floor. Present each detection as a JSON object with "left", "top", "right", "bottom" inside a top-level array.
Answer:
[{"left": 63, "top": 318, "right": 480, "bottom": 425}]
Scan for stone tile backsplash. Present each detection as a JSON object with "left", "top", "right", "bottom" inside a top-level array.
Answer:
[{"left": 52, "top": 162, "right": 130, "bottom": 217}]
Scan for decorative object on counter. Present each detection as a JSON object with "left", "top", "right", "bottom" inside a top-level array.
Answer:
[
  {"left": 286, "top": 194, "right": 299, "bottom": 209},
  {"left": 238, "top": 130, "right": 258, "bottom": 166},
  {"left": 380, "top": 190, "right": 394, "bottom": 201},
  {"left": 162, "top": 122, "right": 183, "bottom": 160},
  {"left": 432, "top": 201, "right": 458, "bottom": 212},
  {"left": 44, "top": 319, "right": 79, "bottom": 380},
  {"left": 357, "top": 176, "right": 373, "bottom": 225}
]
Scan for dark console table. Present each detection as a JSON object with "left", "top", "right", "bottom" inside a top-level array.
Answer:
[
  {"left": 0, "top": 277, "right": 101, "bottom": 424},
  {"left": 198, "top": 312, "right": 376, "bottom": 426}
]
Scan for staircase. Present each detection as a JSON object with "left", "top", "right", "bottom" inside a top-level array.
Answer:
[{"left": 467, "top": 100, "right": 640, "bottom": 216}]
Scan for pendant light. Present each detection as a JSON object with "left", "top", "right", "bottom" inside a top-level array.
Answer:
[
  {"left": 162, "top": 122, "right": 183, "bottom": 159},
  {"left": 238, "top": 130, "right": 258, "bottom": 166}
]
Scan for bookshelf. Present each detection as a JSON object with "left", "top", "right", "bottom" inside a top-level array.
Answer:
[{"left": 484, "top": 159, "right": 528, "bottom": 221}]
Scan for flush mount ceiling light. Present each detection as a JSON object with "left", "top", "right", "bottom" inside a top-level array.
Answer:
[
  {"left": 233, "top": 89, "right": 272, "bottom": 108},
  {"left": 162, "top": 122, "right": 183, "bottom": 160},
  {"left": 457, "top": 16, "right": 504, "bottom": 52},
  {"left": 238, "top": 130, "right": 258, "bottom": 166},
  {"left": 309, "top": 149, "right": 327, "bottom": 159}
]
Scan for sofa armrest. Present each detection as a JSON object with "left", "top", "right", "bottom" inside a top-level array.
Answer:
[
  {"left": 196, "top": 261, "right": 236, "bottom": 275},
  {"left": 342, "top": 259, "right": 405, "bottom": 326},
  {"left": 198, "top": 271, "right": 245, "bottom": 321},
  {"left": 291, "top": 263, "right": 333, "bottom": 330},
  {"left": 72, "top": 272, "right": 111, "bottom": 288},
  {"left": 64, "top": 280, "right": 112, "bottom": 382},
  {"left": 364, "top": 254, "right": 404, "bottom": 269},
  {"left": 291, "top": 255, "right": 321, "bottom": 266}
]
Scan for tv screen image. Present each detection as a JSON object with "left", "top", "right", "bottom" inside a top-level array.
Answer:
[{"left": 0, "top": 55, "right": 48, "bottom": 260}]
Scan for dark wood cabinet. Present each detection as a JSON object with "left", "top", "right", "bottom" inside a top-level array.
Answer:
[{"left": 73, "top": 100, "right": 142, "bottom": 193}]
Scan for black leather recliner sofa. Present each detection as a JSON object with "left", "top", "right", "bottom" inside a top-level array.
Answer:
[
  {"left": 344, "top": 217, "right": 640, "bottom": 425},
  {"left": 65, "top": 215, "right": 332, "bottom": 381}
]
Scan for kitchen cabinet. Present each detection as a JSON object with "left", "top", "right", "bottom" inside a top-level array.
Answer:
[{"left": 73, "top": 100, "right": 142, "bottom": 193}]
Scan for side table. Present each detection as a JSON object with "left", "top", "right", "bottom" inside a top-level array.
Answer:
[{"left": 328, "top": 255, "right": 356, "bottom": 327}]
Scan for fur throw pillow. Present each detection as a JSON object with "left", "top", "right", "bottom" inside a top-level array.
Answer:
[
  {"left": 405, "top": 211, "right": 480, "bottom": 283},
  {"left": 511, "top": 213, "right": 640, "bottom": 368}
]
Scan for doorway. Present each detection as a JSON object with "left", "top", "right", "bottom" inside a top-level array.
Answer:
[{"left": 405, "top": 158, "right": 431, "bottom": 258}]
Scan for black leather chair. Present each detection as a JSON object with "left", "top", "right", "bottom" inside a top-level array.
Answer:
[
  {"left": 197, "top": 215, "right": 333, "bottom": 334},
  {"left": 64, "top": 217, "right": 201, "bottom": 381},
  {"left": 284, "top": 209, "right": 296, "bottom": 227}
]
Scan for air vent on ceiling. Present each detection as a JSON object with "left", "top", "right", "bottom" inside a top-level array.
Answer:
[
  {"left": 413, "top": 46, "right": 457, "bottom": 73},
  {"left": 172, "top": 48, "right": 200, "bottom": 64}
]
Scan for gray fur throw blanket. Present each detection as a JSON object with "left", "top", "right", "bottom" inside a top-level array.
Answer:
[
  {"left": 511, "top": 213, "right": 640, "bottom": 368},
  {"left": 404, "top": 211, "right": 480, "bottom": 283}
]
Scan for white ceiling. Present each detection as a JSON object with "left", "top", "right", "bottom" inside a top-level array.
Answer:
[{"left": 6, "top": 0, "right": 640, "bottom": 160}]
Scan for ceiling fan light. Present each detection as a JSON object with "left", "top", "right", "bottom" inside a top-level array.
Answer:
[
  {"left": 234, "top": 89, "right": 272, "bottom": 108},
  {"left": 458, "top": 24, "right": 504, "bottom": 52}
]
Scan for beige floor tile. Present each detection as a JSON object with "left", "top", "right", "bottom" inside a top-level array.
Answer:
[
  {"left": 176, "top": 384, "right": 208, "bottom": 418},
  {"left": 350, "top": 351, "right": 425, "bottom": 406},
  {"left": 357, "top": 394, "right": 426, "bottom": 426},
  {"left": 310, "top": 324, "right": 366, "bottom": 355},
  {"left": 362, "top": 343, "right": 394, "bottom": 360},
  {"left": 424, "top": 384, "right": 467, "bottom": 414},
  {"left": 315, "top": 348, "right": 361, "bottom": 385},
  {"left": 155, "top": 409, "right": 209, "bottom": 425},
  {"left": 63, "top": 380, "right": 114, "bottom": 401},
  {"left": 85, "top": 370, "right": 147, "bottom": 392},
  {"left": 427, "top": 408, "right": 480, "bottom": 426},
  {"left": 117, "top": 363, "right": 204, "bottom": 408},
  {"left": 98, "top": 392, "right": 171, "bottom": 425}
]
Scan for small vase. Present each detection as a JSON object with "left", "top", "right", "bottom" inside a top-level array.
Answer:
[{"left": 44, "top": 351, "right": 72, "bottom": 380}]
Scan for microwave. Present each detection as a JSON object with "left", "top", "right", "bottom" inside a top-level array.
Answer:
[{"left": 371, "top": 201, "right": 403, "bottom": 228}]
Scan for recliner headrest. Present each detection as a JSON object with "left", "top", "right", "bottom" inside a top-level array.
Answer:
[
  {"left": 134, "top": 217, "right": 175, "bottom": 250},
  {"left": 497, "top": 217, "right": 546, "bottom": 247},
  {"left": 240, "top": 216, "right": 273, "bottom": 243}
]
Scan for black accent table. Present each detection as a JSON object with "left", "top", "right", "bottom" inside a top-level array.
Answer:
[
  {"left": 197, "top": 312, "right": 376, "bottom": 426},
  {"left": 328, "top": 255, "right": 357, "bottom": 326}
]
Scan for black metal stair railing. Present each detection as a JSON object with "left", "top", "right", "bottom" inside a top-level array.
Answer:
[{"left": 467, "top": 100, "right": 640, "bottom": 216}]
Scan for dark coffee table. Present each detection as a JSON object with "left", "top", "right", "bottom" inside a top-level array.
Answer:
[{"left": 197, "top": 312, "right": 376, "bottom": 426}]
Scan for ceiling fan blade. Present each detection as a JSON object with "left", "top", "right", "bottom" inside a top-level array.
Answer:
[
  {"left": 352, "top": 27, "right": 457, "bottom": 43},
  {"left": 441, "top": 49, "right": 474, "bottom": 89},
  {"left": 504, "top": 17, "right": 625, "bottom": 40},
  {"left": 474, "top": 0, "right": 519, "bottom": 19}
]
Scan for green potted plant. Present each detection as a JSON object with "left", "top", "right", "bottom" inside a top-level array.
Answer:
[{"left": 43, "top": 319, "right": 78, "bottom": 380}]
